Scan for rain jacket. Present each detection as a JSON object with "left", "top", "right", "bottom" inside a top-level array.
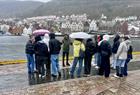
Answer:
[
  {"left": 116, "top": 40, "right": 129, "bottom": 60},
  {"left": 112, "top": 35, "right": 120, "bottom": 54},
  {"left": 73, "top": 40, "right": 85, "bottom": 57}
]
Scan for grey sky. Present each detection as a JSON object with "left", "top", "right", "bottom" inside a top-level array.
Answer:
[
  {"left": 0, "top": 0, "right": 51, "bottom": 2},
  {"left": 20, "top": 0, "right": 51, "bottom": 2}
]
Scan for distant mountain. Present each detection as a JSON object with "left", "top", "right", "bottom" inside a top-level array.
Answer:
[
  {"left": 0, "top": 0, "right": 43, "bottom": 18},
  {"left": 1, "top": 0, "right": 140, "bottom": 19},
  {"left": 33, "top": 0, "right": 140, "bottom": 19}
]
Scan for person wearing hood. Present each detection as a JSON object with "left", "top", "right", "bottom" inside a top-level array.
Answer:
[
  {"left": 70, "top": 39, "right": 85, "bottom": 78},
  {"left": 123, "top": 37, "right": 133, "bottom": 76},
  {"left": 84, "top": 38, "right": 96, "bottom": 76},
  {"left": 49, "top": 33, "right": 62, "bottom": 78},
  {"left": 111, "top": 34, "right": 120, "bottom": 69},
  {"left": 34, "top": 35, "right": 49, "bottom": 77},
  {"left": 42, "top": 33, "right": 51, "bottom": 76},
  {"left": 62, "top": 34, "right": 71, "bottom": 67},
  {"left": 98, "top": 35, "right": 112, "bottom": 78},
  {"left": 114, "top": 36, "right": 130, "bottom": 78}
]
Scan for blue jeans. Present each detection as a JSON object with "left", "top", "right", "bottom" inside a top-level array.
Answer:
[
  {"left": 116, "top": 59, "right": 126, "bottom": 76},
  {"left": 70, "top": 57, "right": 83, "bottom": 77},
  {"left": 96, "top": 53, "right": 101, "bottom": 67},
  {"left": 124, "top": 58, "right": 131, "bottom": 76},
  {"left": 94, "top": 53, "right": 98, "bottom": 65},
  {"left": 26, "top": 54, "right": 35, "bottom": 73},
  {"left": 111, "top": 54, "right": 117, "bottom": 69},
  {"left": 51, "top": 54, "right": 60, "bottom": 76}
]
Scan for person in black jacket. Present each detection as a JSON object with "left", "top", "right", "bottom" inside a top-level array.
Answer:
[
  {"left": 25, "top": 35, "right": 35, "bottom": 74},
  {"left": 34, "top": 36, "right": 49, "bottom": 77},
  {"left": 98, "top": 35, "right": 112, "bottom": 78},
  {"left": 84, "top": 39, "right": 96, "bottom": 76},
  {"left": 49, "top": 33, "right": 61, "bottom": 78},
  {"left": 111, "top": 34, "right": 120, "bottom": 69}
]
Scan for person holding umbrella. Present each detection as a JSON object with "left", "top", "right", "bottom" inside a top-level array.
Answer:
[
  {"left": 69, "top": 32, "right": 91, "bottom": 78},
  {"left": 70, "top": 38, "right": 85, "bottom": 78}
]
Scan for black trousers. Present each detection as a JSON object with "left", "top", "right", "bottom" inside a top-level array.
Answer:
[
  {"left": 35, "top": 56, "right": 50, "bottom": 76},
  {"left": 99, "top": 56, "right": 110, "bottom": 77},
  {"left": 84, "top": 53, "right": 92, "bottom": 74},
  {"left": 62, "top": 52, "right": 69, "bottom": 65}
]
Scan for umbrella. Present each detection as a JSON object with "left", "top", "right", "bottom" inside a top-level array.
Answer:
[
  {"left": 33, "top": 29, "right": 50, "bottom": 36},
  {"left": 70, "top": 32, "right": 91, "bottom": 39}
]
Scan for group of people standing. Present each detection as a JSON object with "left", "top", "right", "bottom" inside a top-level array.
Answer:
[
  {"left": 26, "top": 33, "right": 61, "bottom": 78},
  {"left": 25, "top": 33, "right": 133, "bottom": 79}
]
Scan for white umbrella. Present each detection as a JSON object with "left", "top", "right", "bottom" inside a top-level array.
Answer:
[{"left": 70, "top": 32, "right": 91, "bottom": 39}]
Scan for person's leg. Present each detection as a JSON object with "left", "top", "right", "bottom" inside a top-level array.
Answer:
[
  {"left": 115, "top": 59, "right": 120, "bottom": 76},
  {"left": 62, "top": 52, "right": 66, "bottom": 67},
  {"left": 46, "top": 57, "right": 51, "bottom": 76},
  {"left": 35, "top": 55, "right": 40, "bottom": 73},
  {"left": 124, "top": 59, "right": 130, "bottom": 76},
  {"left": 84, "top": 54, "right": 92, "bottom": 75},
  {"left": 88, "top": 55, "right": 92, "bottom": 74},
  {"left": 120, "top": 60, "right": 126, "bottom": 77},
  {"left": 70, "top": 57, "right": 78, "bottom": 76},
  {"left": 41, "top": 57, "right": 47, "bottom": 76},
  {"left": 26, "top": 54, "right": 31, "bottom": 73},
  {"left": 105, "top": 58, "right": 110, "bottom": 78},
  {"left": 30, "top": 54, "right": 35, "bottom": 73},
  {"left": 51, "top": 55, "right": 57, "bottom": 76},
  {"left": 94, "top": 53, "right": 98, "bottom": 65},
  {"left": 98, "top": 56, "right": 104, "bottom": 76},
  {"left": 38, "top": 57, "right": 42, "bottom": 75},
  {"left": 97, "top": 53, "right": 101, "bottom": 67},
  {"left": 84, "top": 54, "right": 88, "bottom": 75},
  {"left": 111, "top": 54, "right": 116, "bottom": 69},
  {"left": 77, "top": 58, "right": 83, "bottom": 77},
  {"left": 56, "top": 55, "right": 61, "bottom": 76},
  {"left": 66, "top": 52, "right": 70, "bottom": 66}
]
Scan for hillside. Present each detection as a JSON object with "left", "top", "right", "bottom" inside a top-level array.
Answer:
[
  {"left": 1, "top": 0, "right": 140, "bottom": 19},
  {"left": 0, "top": 0, "right": 43, "bottom": 18},
  {"left": 33, "top": 0, "right": 140, "bottom": 19}
]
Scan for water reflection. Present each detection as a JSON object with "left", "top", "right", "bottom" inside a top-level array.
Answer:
[{"left": 28, "top": 67, "right": 100, "bottom": 85}]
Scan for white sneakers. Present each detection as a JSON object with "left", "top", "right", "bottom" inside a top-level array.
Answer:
[{"left": 113, "top": 74, "right": 119, "bottom": 78}]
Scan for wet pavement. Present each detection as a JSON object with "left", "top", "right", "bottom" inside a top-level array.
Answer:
[
  {"left": 0, "top": 61, "right": 140, "bottom": 95},
  {"left": 1, "top": 69, "right": 140, "bottom": 95}
]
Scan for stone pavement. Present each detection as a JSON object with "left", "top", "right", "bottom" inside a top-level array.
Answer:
[
  {"left": 0, "top": 62, "right": 140, "bottom": 95},
  {"left": 1, "top": 70, "right": 140, "bottom": 95}
]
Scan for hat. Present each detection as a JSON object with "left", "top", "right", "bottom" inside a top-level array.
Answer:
[{"left": 103, "top": 34, "right": 110, "bottom": 41}]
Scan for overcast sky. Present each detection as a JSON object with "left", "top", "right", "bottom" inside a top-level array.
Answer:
[
  {"left": 0, "top": 0, "right": 51, "bottom": 2},
  {"left": 20, "top": 0, "right": 51, "bottom": 2}
]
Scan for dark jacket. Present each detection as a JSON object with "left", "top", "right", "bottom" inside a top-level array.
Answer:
[
  {"left": 49, "top": 33, "right": 61, "bottom": 54},
  {"left": 25, "top": 40, "right": 34, "bottom": 54},
  {"left": 100, "top": 40, "right": 112, "bottom": 57},
  {"left": 62, "top": 38, "right": 71, "bottom": 53},
  {"left": 112, "top": 35, "right": 120, "bottom": 54},
  {"left": 85, "top": 39, "right": 96, "bottom": 55},
  {"left": 34, "top": 41, "right": 49, "bottom": 57},
  {"left": 127, "top": 45, "right": 133, "bottom": 59}
]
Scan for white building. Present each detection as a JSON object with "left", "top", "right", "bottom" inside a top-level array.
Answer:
[{"left": 89, "top": 20, "right": 98, "bottom": 31}]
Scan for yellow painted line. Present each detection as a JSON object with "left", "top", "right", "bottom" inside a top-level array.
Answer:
[
  {"left": 0, "top": 60, "right": 27, "bottom": 65},
  {"left": 132, "top": 52, "right": 140, "bottom": 55},
  {"left": 0, "top": 52, "right": 140, "bottom": 65}
]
